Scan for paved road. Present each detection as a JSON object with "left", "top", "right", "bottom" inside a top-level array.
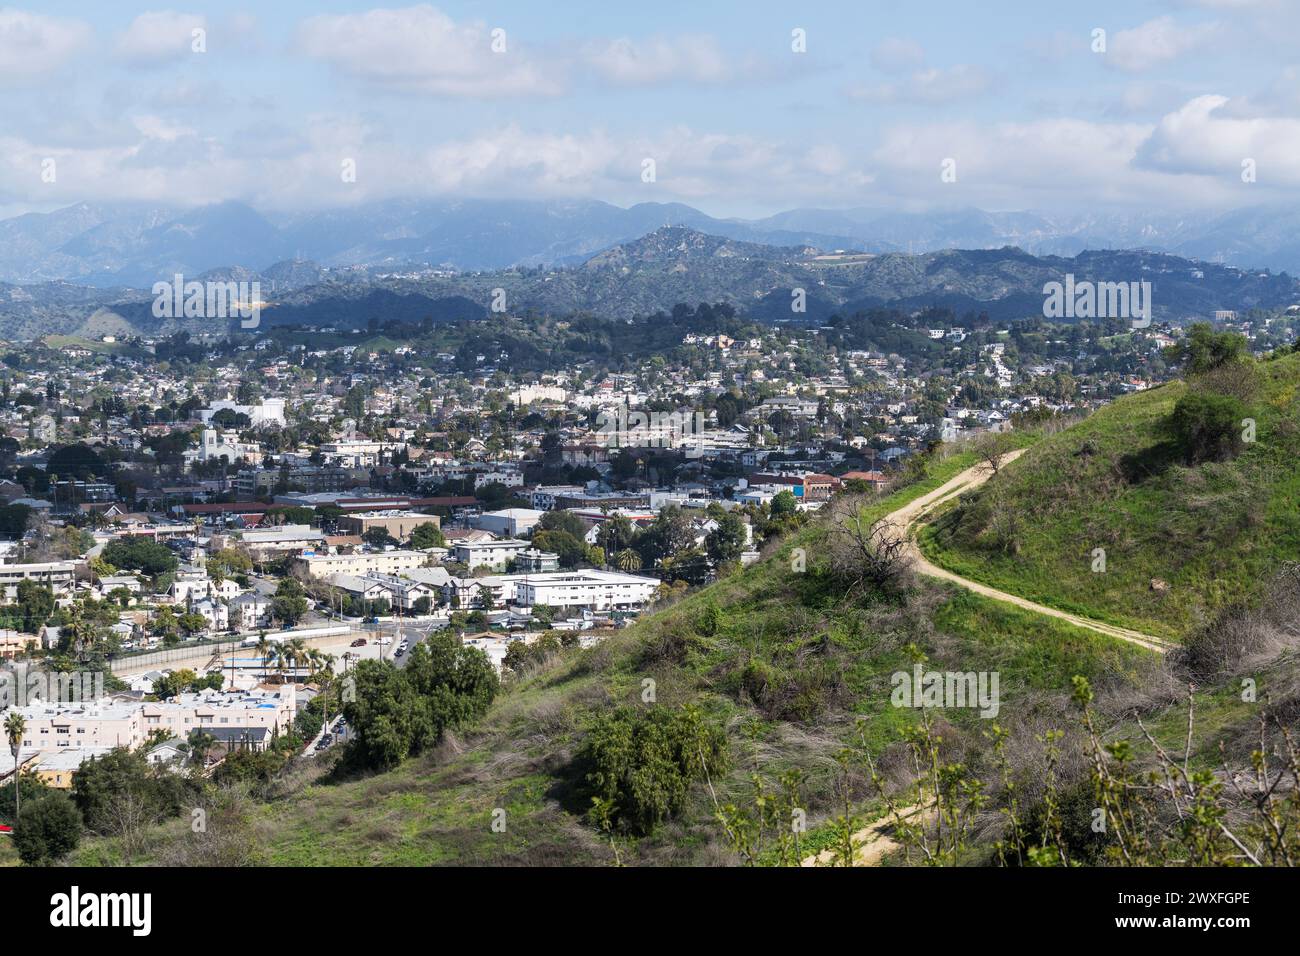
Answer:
[
  {"left": 389, "top": 619, "right": 449, "bottom": 669},
  {"left": 883, "top": 450, "right": 1173, "bottom": 655}
]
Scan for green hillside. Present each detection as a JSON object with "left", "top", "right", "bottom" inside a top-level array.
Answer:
[
  {"left": 921, "top": 350, "right": 1300, "bottom": 641},
  {"left": 60, "top": 380, "right": 1300, "bottom": 867},
  {"left": 69, "top": 447, "right": 1158, "bottom": 867}
]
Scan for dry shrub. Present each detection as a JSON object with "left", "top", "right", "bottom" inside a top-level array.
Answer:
[
  {"left": 1190, "top": 360, "right": 1262, "bottom": 404},
  {"left": 1171, "top": 564, "right": 1300, "bottom": 684},
  {"left": 156, "top": 785, "right": 265, "bottom": 867},
  {"left": 823, "top": 496, "right": 914, "bottom": 597}
]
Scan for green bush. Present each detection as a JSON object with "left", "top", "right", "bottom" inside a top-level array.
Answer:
[
  {"left": 71, "top": 747, "right": 192, "bottom": 833},
  {"left": 343, "top": 632, "right": 498, "bottom": 770},
  {"left": 102, "top": 538, "right": 178, "bottom": 576},
  {"left": 1166, "top": 391, "right": 1247, "bottom": 464},
  {"left": 578, "top": 705, "right": 728, "bottom": 836},
  {"left": 14, "top": 792, "right": 82, "bottom": 865},
  {"left": 0, "top": 775, "right": 51, "bottom": 827},
  {"left": 1163, "top": 322, "right": 1248, "bottom": 375}
]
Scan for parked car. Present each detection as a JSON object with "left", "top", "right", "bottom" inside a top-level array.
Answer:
[{"left": 350, "top": 638, "right": 367, "bottom": 647}]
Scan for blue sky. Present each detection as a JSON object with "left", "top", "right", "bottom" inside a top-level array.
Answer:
[{"left": 2, "top": 1, "right": 1298, "bottom": 218}]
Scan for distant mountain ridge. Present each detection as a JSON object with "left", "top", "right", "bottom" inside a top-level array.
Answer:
[
  {"left": 8, "top": 198, "right": 1300, "bottom": 287},
  {"left": 1, "top": 226, "right": 1296, "bottom": 340}
]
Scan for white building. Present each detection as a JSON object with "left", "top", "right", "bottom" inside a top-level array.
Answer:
[
  {"left": 222, "top": 524, "right": 326, "bottom": 561},
  {"left": 512, "top": 570, "right": 658, "bottom": 611},
  {"left": 293, "top": 549, "right": 431, "bottom": 580},
  {"left": 450, "top": 539, "right": 531, "bottom": 571},
  {"left": 4, "top": 687, "right": 296, "bottom": 759},
  {"left": 474, "top": 508, "right": 544, "bottom": 537},
  {"left": 0, "top": 560, "right": 78, "bottom": 600},
  {"left": 230, "top": 592, "right": 272, "bottom": 629},
  {"left": 198, "top": 398, "right": 286, "bottom": 429},
  {"left": 194, "top": 428, "right": 260, "bottom": 465},
  {"left": 529, "top": 485, "right": 584, "bottom": 511}
]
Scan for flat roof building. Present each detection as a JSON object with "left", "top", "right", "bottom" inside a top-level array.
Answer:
[{"left": 293, "top": 549, "right": 431, "bottom": 579}]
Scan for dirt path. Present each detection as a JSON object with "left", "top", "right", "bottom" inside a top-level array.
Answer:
[
  {"left": 801, "top": 802, "right": 932, "bottom": 867},
  {"left": 884, "top": 450, "right": 1173, "bottom": 655},
  {"left": 806, "top": 454, "right": 1173, "bottom": 868}
]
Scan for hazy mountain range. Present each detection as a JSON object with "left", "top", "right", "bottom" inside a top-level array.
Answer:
[
  {"left": 5, "top": 225, "right": 1299, "bottom": 341},
  {"left": 8, "top": 198, "right": 1300, "bottom": 287}
]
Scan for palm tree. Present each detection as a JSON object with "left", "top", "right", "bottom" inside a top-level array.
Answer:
[
  {"left": 271, "top": 644, "right": 287, "bottom": 684},
  {"left": 286, "top": 638, "right": 308, "bottom": 679},
  {"left": 187, "top": 728, "right": 216, "bottom": 767},
  {"left": 308, "top": 652, "right": 337, "bottom": 739},
  {"left": 5, "top": 712, "right": 25, "bottom": 823},
  {"left": 616, "top": 548, "right": 642, "bottom": 572},
  {"left": 255, "top": 632, "right": 270, "bottom": 680}
]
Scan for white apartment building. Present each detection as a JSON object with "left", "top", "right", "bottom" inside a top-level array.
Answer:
[
  {"left": 217, "top": 524, "right": 325, "bottom": 561},
  {"left": 529, "top": 485, "right": 584, "bottom": 511},
  {"left": 444, "top": 575, "right": 513, "bottom": 609},
  {"left": 450, "top": 539, "right": 531, "bottom": 571},
  {"left": 512, "top": 570, "right": 659, "bottom": 611},
  {"left": 326, "top": 572, "right": 442, "bottom": 611},
  {"left": 474, "top": 470, "right": 524, "bottom": 489},
  {"left": 6, "top": 688, "right": 296, "bottom": 757},
  {"left": 170, "top": 564, "right": 242, "bottom": 604},
  {"left": 318, "top": 440, "right": 406, "bottom": 468},
  {"left": 0, "top": 560, "right": 78, "bottom": 600},
  {"left": 293, "top": 549, "right": 431, "bottom": 579},
  {"left": 193, "top": 428, "right": 260, "bottom": 465},
  {"left": 511, "top": 385, "right": 568, "bottom": 405}
]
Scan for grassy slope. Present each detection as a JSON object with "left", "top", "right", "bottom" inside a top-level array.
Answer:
[
  {"left": 41, "top": 335, "right": 143, "bottom": 357},
  {"left": 72, "top": 444, "right": 1159, "bottom": 866},
  {"left": 922, "top": 352, "right": 1300, "bottom": 641}
]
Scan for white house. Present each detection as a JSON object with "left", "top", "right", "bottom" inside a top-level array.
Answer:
[{"left": 450, "top": 539, "right": 531, "bottom": 571}]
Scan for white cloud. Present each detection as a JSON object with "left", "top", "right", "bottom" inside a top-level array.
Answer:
[
  {"left": 582, "top": 34, "right": 734, "bottom": 86},
  {"left": 849, "top": 65, "right": 993, "bottom": 105},
  {"left": 0, "top": 119, "right": 876, "bottom": 212},
  {"left": 0, "top": 9, "right": 91, "bottom": 82},
  {"left": 870, "top": 37, "right": 925, "bottom": 74},
  {"left": 1135, "top": 93, "right": 1300, "bottom": 185},
  {"left": 1104, "top": 16, "right": 1218, "bottom": 73},
  {"left": 412, "top": 125, "right": 868, "bottom": 203},
  {"left": 296, "top": 5, "right": 563, "bottom": 97},
  {"left": 132, "top": 114, "right": 196, "bottom": 142},
  {"left": 115, "top": 11, "right": 209, "bottom": 64},
  {"left": 869, "top": 115, "right": 1176, "bottom": 208}
]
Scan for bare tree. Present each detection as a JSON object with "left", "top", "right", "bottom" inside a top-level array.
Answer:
[
  {"left": 105, "top": 789, "right": 158, "bottom": 865},
  {"left": 975, "top": 431, "right": 1017, "bottom": 477},
  {"left": 826, "top": 498, "right": 913, "bottom": 595}
]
